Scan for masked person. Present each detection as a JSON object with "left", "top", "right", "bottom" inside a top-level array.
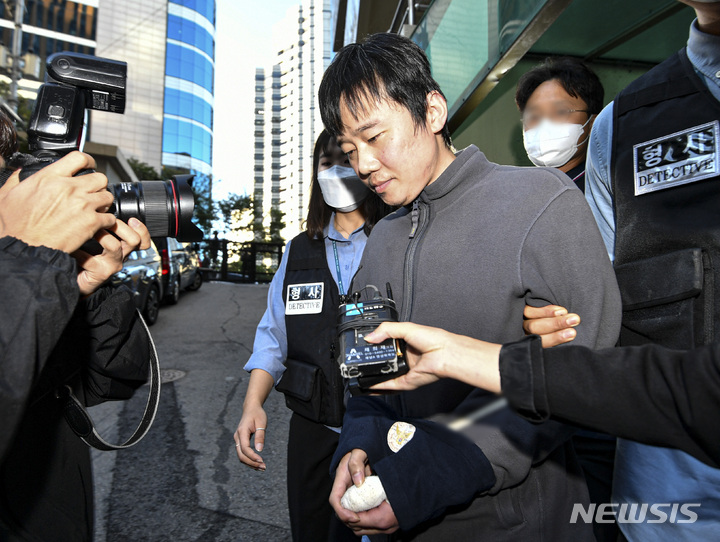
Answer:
[
  {"left": 516, "top": 57, "right": 603, "bottom": 192},
  {"left": 234, "top": 130, "right": 392, "bottom": 542}
]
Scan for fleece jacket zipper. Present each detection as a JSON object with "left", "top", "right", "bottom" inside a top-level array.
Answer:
[{"left": 401, "top": 198, "right": 430, "bottom": 323}]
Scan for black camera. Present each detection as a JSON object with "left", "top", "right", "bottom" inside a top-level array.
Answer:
[
  {"left": 20, "top": 51, "right": 202, "bottom": 241},
  {"left": 337, "top": 284, "right": 408, "bottom": 395}
]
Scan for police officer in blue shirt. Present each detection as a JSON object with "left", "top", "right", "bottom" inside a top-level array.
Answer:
[{"left": 233, "top": 130, "right": 391, "bottom": 542}]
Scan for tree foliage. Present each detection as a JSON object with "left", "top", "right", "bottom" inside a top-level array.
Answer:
[
  {"left": 189, "top": 174, "right": 215, "bottom": 235},
  {"left": 269, "top": 207, "right": 286, "bottom": 242},
  {"left": 217, "top": 193, "right": 253, "bottom": 232},
  {"left": 0, "top": 80, "right": 33, "bottom": 153},
  {"left": 127, "top": 157, "right": 160, "bottom": 180}
]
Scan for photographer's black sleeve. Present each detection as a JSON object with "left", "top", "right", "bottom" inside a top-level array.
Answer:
[
  {"left": 68, "top": 284, "right": 151, "bottom": 407},
  {"left": 0, "top": 237, "right": 79, "bottom": 461}
]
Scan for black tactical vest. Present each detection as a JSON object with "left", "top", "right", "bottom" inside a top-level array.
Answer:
[
  {"left": 275, "top": 232, "right": 345, "bottom": 426},
  {"left": 612, "top": 49, "right": 720, "bottom": 349}
]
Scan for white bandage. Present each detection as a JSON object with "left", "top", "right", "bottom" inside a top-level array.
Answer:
[{"left": 340, "top": 475, "right": 387, "bottom": 512}]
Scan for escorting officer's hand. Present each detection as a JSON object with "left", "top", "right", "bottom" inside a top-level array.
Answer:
[
  {"left": 234, "top": 404, "right": 269, "bottom": 471},
  {"left": 523, "top": 304, "right": 580, "bottom": 347}
]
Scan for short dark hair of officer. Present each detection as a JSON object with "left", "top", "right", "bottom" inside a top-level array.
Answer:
[
  {"left": 515, "top": 56, "right": 604, "bottom": 116},
  {"left": 318, "top": 32, "right": 452, "bottom": 149}
]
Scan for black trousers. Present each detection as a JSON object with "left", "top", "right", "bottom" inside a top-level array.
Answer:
[{"left": 287, "top": 412, "right": 357, "bottom": 542}]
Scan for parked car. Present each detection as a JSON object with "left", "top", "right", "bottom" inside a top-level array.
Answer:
[
  {"left": 153, "top": 237, "right": 203, "bottom": 305},
  {"left": 183, "top": 242, "right": 204, "bottom": 291},
  {"left": 112, "top": 242, "right": 163, "bottom": 325}
]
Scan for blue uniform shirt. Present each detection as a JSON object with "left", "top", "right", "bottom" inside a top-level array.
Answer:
[{"left": 244, "top": 215, "right": 368, "bottom": 384}]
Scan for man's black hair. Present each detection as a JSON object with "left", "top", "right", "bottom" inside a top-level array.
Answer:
[
  {"left": 515, "top": 56, "right": 604, "bottom": 114},
  {"left": 0, "top": 109, "right": 18, "bottom": 163},
  {"left": 319, "top": 32, "right": 452, "bottom": 147}
]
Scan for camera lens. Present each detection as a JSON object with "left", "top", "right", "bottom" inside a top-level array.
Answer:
[{"left": 108, "top": 175, "right": 203, "bottom": 241}]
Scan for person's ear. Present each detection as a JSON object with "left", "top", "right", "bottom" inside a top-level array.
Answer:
[{"left": 426, "top": 91, "right": 448, "bottom": 135}]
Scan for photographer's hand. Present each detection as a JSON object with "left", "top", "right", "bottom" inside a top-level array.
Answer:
[
  {"left": 73, "top": 218, "right": 150, "bottom": 296},
  {"left": 0, "top": 151, "right": 116, "bottom": 253}
]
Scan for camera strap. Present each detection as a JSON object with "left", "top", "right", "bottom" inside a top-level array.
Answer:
[{"left": 61, "top": 310, "right": 161, "bottom": 451}]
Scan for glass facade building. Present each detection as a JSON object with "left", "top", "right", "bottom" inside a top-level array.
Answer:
[
  {"left": 90, "top": 0, "right": 167, "bottom": 173},
  {"left": 0, "top": 0, "right": 215, "bottom": 188},
  {"left": 0, "top": 0, "right": 97, "bottom": 82},
  {"left": 88, "top": 0, "right": 215, "bottom": 179},
  {"left": 162, "top": 0, "right": 215, "bottom": 176}
]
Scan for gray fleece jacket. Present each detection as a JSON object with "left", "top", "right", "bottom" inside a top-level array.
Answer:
[{"left": 339, "top": 145, "right": 622, "bottom": 541}]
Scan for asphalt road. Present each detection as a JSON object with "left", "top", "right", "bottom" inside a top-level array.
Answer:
[{"left": 90, "top": 281, "right": 293, "bottom": 542}]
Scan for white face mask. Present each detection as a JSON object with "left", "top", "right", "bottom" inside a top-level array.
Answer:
[
  {"left": 317, "top": 165, "right": 370, "bottom": 212},
  {"left": 523, "top": 117, "right": 592, "bottom": 168}
]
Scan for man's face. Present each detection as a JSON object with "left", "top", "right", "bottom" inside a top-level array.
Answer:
[
  {"left": 336, "top": 95, "right": 448, "bottom": 207},
  {"left": 521, "top": 79, "right": 593, "bottom": 163}
]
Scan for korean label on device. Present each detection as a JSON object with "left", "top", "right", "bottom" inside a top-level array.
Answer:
[
  {"left": 286, "top": 282, "right": 324, "bottom": 315},
  {"left": 633, "top": 120, "right": 719, "bottom": 196},
  {"left": 344, "top": 343, "right": 396, "bottom": 365}
]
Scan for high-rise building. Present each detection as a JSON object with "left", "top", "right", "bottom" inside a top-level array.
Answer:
[
  {"left": 0, "top": 0, "right": 215, "bottom": 184},
  {"left": 253, "top": 67, "right": 266, "bottom": 237},
  {"left": 0, "top": 0, "right": 99, "bottom": 114},
  {"left": 92, "top": 0, "right": 215, "bottom": 179},
  {"left": 252, "top": 65, "right": 284, "bottom": 241},
  {"left": 0, "top": 0, "right": 140, "bottom": 182},
  {"left": 161, "top": 0, "right": 214, "bottom": 176},
  {"left": 253, "top": 0, "right": 334, "bottom": 241},
  {"left": 91, "top": 0, "right": 167, "bottom": 173}
]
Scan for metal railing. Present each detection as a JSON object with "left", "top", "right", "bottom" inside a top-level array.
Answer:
[
  {"left": 388, "top": 1, "right": 431, "bottom": 36},
  {"left": 197, "top": 239, "right": 284, "bottom": 284}
]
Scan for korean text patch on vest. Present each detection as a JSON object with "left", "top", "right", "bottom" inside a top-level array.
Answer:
[
  {"left": 286, "top": 282, "right": 324, "bottom": 315},
  {"left": 633, "top": 120, "right": 719, "bottom": 196}
]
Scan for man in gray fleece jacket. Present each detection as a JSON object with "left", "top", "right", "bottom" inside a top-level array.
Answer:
[{"left": 319, "top": 32, "right": 621, "bottom": 541}]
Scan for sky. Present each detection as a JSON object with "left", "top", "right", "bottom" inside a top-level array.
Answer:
[{"left": 212, "top": 0, "right": 302, "bottom": 201}]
